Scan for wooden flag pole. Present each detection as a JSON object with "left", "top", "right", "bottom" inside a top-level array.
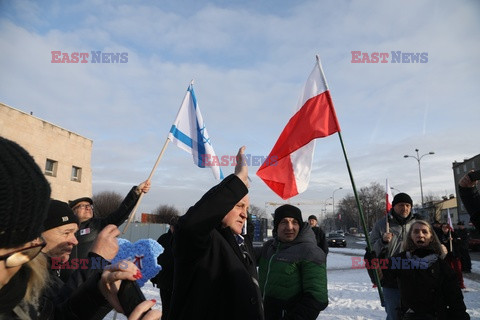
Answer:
[{"left": 123, "top": 138, "right": 171, "bottom": 234}]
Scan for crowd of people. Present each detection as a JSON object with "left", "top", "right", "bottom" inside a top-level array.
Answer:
[{"left": 1, "top": 136, "right": 479, "bottom": 320}]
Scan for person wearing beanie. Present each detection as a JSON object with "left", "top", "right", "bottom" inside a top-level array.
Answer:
[
  {"left": 41, "top": 200, "right": 79, "bottom": 264},
  {"left": 258, "top": 205, "right": 328, "bottom": 320},
  {"left": 61, "top": 179, "right": 151, "bottom": 283},
  {"left": 307, "top": 215, "right": 329, "bottom": 255},
  {"left": 370, "top": 192, "right": 419, "bottom": 320}
]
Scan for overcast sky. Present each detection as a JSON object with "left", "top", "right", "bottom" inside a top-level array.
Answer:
[{"left": 1, "top": 0, "right": 479, "bottom": 220}]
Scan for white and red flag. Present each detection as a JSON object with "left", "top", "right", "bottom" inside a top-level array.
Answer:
[
  {"left": 386, "top": 179, "right": 394, "bottom": 214},
  {"left": 257, "top": 56, "right": 341, "bottom": 199},
  {"left": 447, "top": 208, "right": 454, "bottom": 231}
]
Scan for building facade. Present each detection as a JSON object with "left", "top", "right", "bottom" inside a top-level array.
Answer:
[
  {"left": 0, "top": 102, "right": 92, "bottom": 202},
  {"left": 452, "top": 154, "right": 480, "bottom": 225}
]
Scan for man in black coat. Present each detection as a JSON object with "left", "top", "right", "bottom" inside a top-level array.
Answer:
[
  {"left": 168, "top": 146, "right": 264, "bottom": 320},
  {"left": 459, "top": 171, "right": 480, "bottom": 229},
  {"left": 307, "top": 215, "right": 329, "bottom": 255},
  {"left": 455, "top": 221, "right": 472, "bottom": 273},
  {"left": 151, "top": 217, "right": 177, "bottom": 320}
]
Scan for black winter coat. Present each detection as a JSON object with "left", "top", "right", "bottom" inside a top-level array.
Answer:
[
  {"left": 459, "top": 185, "right": 480, "bottom": 229},
  {"left": 383, "top": 248, "right": 469, "bottom": 320},
  {"left": 168, "top": 175, "right": 264, "bottom": 320}
]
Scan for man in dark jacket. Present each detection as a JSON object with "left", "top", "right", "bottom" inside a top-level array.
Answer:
[
  {"left": 455, "top": 221, "right": 472, "bottom": 273},
  {"left": 459, "top": 171, "right": 480, "bottom": 229},
  {"left": 370, "top": 192, "right": 419, "bottom": 320},
  {"left": 308, "top": 214, "right": 329, "bottom": 255},
  {"left": 61, "top": 180, "right": 150, "bottom": 283},
  {"left": 168, "top": 146, "right": 264, "bottom": 320},
  {"left": 258, "top": 205, "right": 328, "bottom": 320},
  {"left": 151, "top": 216, "right": 177, "bottom": 320}
]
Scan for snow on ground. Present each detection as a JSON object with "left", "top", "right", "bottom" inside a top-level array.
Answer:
[{"left": 106, "top": 247, "right": 480, "bottom": 319}]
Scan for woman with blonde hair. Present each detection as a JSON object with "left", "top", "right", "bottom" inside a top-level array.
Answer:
[{"left": 382, "top": 220, "right": 469, "bottom": 320}]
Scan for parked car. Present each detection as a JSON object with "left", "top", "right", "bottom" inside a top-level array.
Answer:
[{"left": 327, "top": 232, "right": 347, "bottom": 247}]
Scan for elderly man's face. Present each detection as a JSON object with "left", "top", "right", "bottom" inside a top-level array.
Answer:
[
  {"left": 41, "top": 223, "right": 79, "bottom": 262},
  {"left": 222, "top": 195, "right": 249, "bottom": 235}
]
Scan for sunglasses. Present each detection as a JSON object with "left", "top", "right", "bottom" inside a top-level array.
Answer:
[{"left": 0, "top": 242, "right": 46, "bottom": 268}]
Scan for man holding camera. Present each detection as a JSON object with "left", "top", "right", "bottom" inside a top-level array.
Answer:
[{"left": 459, "top": 170, "right": 480, "bottom": 229}]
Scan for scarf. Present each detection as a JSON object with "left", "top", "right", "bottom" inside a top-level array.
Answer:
[{"left": 0, "top": 266, "right": 30, "bottom": 314}]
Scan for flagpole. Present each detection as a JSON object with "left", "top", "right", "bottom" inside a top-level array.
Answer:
[
  {"left": 336, "top": 131, "right": 385, "bottom": 305},
  {"left": 315, "top": 55, "right": 384, "bottom": 305},
  {"left": 123, "top": 138, "right": 171, "bottom": 234},
  {"left": 386, "top": 180, "right": 390, "bottom": 234}
]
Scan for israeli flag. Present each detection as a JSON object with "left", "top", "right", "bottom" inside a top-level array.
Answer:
[{"left": 168, "top": 82, "right": 224, "bottom": 180}]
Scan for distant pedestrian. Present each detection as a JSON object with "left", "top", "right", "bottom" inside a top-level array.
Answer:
[{"left": 308, "top": 214, "right": 329, "bottom": 255}]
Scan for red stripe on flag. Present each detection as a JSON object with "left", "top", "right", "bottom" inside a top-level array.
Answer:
[{"left": 257, "top": 90, "right": 340, "bottom": 199}]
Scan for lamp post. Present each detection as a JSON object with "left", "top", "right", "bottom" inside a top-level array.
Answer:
[
  {"left": 403, "top": 148, "right": 435, "bottom": 206},
  {"left": 390, "top": 187, "right": 401, "bottom": 195},
  {"left": 332, "top": 187, "right": 343, "bottom": 217}
]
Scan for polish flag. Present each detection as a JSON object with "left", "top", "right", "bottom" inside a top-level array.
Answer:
[
  {"left": 447, "top": 208, "right": 454, "bottom": 231},
  {"left": 257, "top": 56, "right": 341, "bottom": 199},
  {"left": 386, "top": 179, "right": 394, "bottom": 214}
]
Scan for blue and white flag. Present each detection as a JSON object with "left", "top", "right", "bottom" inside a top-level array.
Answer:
[{"left": 168, "top": 82, "right": 224, "bottom": 180}]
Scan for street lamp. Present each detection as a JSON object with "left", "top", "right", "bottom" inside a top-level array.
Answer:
[
  {"left": 390, "top": 187, "right": 401, "bottom": 195},
  {"left": 403, "top": 148, "right": 435, "bottom": 206},
  {"left": 332, "top": 187, "right": 343, "bottom": 217}
]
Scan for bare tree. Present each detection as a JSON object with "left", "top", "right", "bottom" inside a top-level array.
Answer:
[
  {"left": 152, "top": 204, "right": 180, "bottom": 224},
  {"left": 335, "top": 182, "right": 385, "bottom": 233},
  {"left": 92, "top": 191, "right": 123, "bottom": 219}
]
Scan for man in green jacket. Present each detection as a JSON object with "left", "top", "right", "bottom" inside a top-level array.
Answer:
[{"left": 258, "top": 204, "right": 328, "bottom": 320}]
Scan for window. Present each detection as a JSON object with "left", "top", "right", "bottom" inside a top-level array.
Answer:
[
  {"left": 71, "top": 166, "right": 82, "bottom": 182},
  {"left": 45, "top": 159, "right": 58, "bottom": 177}
]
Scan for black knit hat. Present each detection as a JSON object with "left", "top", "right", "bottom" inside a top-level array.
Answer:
[
  {"left": 43, "top": 200, "right": 79, "bottom": 232},
  {"left": 69, "top": 197, "right": 93, "bottom": 209},
  {"left": 0, "top": 137, "right": 51, "bottom": 249},
  {"left": 274, "top": 204, "right": 303, "bottom": 231},
  {"left": 308, "top": 215, "right": 317, "bottom": 221},
  {"left": 392, "top": 193, "right": 413, "bottom": 207}
]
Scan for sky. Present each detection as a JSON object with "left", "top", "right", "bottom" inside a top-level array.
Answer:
[{"left": 1, "top": 0, "right": 479, "bottom": 220}]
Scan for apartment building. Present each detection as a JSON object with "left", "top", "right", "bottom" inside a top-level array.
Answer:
[{"left": 0, "top": 102, "right": 92, "bottom": 202}]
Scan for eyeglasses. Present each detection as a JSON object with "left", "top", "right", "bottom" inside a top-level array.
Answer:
[
  {"left": 0, "top": 242, "right": 46, "bottom": 268},
  {"left": 74, "top": 204, "right": 93, "bottom": 210}
]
